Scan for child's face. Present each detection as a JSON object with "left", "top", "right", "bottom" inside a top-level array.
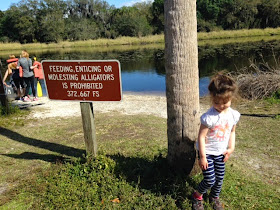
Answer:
[{"left": 213, "top": 98, "right": 232, "bottom": 113}]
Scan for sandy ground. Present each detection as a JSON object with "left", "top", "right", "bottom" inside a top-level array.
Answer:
[{"left": 12, "top": 93, "right": 208, "bottom": 119}]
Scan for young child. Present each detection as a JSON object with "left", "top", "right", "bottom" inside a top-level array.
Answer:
[{"left": 192, "top": 73, "right": 240, "bottom": 210}]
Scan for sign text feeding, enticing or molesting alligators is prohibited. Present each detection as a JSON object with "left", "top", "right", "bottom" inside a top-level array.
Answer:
[{"left": 42, "top": 60, "right": 122, "bottom": 101}]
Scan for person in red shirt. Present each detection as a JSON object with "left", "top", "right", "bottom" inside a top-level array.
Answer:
[{"left": 33, "top": 56, "right": 44, "bottom": 97}]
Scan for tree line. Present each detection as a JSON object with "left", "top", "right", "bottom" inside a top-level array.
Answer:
[{"left": 0, "top": 0, "right": 279, "bottom": 44}]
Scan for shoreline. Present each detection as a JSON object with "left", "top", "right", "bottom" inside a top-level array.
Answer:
[
  {"left": 10, "top": 93, "right": 209, "bottom": 120},
  {"left": 0, "top": 28, "right": 280, "bottom": 53}
]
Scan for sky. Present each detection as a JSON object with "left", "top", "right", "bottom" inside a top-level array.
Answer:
[{"left": 0, "top": 0, "right": 153, "bottom": 11}]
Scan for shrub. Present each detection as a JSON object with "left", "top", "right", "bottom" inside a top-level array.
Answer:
[{"left": 236, "top": 59, "right": 280, "bottom": 99}]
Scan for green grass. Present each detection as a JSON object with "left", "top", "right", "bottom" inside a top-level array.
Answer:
[
  {"left": 0, "top": 35, "right": 165, "bottom": 52},
  {"left": 0, "top": 104, "right": 29, "bottom": 126},
  {"left": 0, "top": 103, "right": 279, "bottom": 209},
  {"left": 265, "top": 90, "right": 280, "bottom": 105},
  {"left": 1, "top": 28, "right": 280, "bottom": 53},
  {"left": 21, "top": 155, "right": 180, "bottom": 209},
  {"left": 0, "top": 102, "right": 22, "bottom": 116},
  {"left": 222, "top": 165, "right": 279, "bottom": 209},
  {"left": 198, "top": 27, "right": 280, "bottom": 40}
]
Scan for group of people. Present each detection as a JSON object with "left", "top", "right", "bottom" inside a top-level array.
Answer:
[{"left": 2, "top": 50, "right": 44, "bottom": 102}]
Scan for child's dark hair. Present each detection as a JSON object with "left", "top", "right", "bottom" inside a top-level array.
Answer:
[{"left": 208, "top": 72, "right": 237, "bottom": 102}]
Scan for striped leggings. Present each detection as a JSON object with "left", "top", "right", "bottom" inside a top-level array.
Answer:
[{"left": 197, "top": 154, "right": 225, "bottom": 198}]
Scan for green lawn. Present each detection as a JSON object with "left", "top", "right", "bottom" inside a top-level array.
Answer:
[{"left": 0, "top": 100, "right": 279, "bottom": 209}]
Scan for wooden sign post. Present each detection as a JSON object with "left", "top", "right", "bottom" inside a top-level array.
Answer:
[
  {"left": 42, "top": 60, "right": 122, "bottom": 156},
  {"left": 80, "top": 102, "right": 97, "bottom": 155}
]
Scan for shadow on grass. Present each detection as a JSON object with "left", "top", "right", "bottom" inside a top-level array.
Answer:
[
  {"left": 109, "top": 154, "right": 198, "bottom": 208},
  {"left": 0, "top": 126, "right": 86, "bottom": 163},
  {"left": 2, "top": 152, "right": 69, "bottom": 163},
  {"left": 241, "top": 113, "right": 280, "bottom": 118},
  {"left": 16, "top": 102, "right": 45, "bottom": 110}
]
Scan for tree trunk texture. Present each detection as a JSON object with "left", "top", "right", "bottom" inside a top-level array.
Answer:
[{"left": 164, "top": 0, "right": 200, "bottom": 174}]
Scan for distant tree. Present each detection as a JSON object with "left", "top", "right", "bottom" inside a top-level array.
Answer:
[
  {"left": 0, "top": 11, "right": 4, "bottom": 41},
  {"left": 112, "top": 6, "right": 152, "bottom": 37},
  {"left": 0, "top": 0, "right": 40, "bottom": 43},
  {"left": 197, "top": 0, "right": 221, "bottom": 22},
  {"left": 0, "top": 6, "right": 21, "bottom": 42},
  {"left": 196, "top": 0, "right": 260, "bottom": 30},
  {"left": 151, "top": 0, "right": 164, "bottom": 34},
  {"left": 164, "top": 0, "right": 200, "bottom": 174},
  {"left": 197, "top": 0, "right": 231, "bottom": 31},
  {"left": 133, "top": 1, "right": 153, "bottom": 25},
  {"left": 16, "top": 15, "right": 36, "bottom": 43},
  {"left": 37, "top": 0, "right": 67, "bottom": 42},
  {"left": 217, "top": 0, "right": 259, "bottom": 29},
  {"left": 40, "top": 13, "right": 65, "bottom": 42},
  {"left": 65, "top": 0, "right": 116, "bottom": 39},
  {"left": 1, "top": 0, "right": 278, "bottom": 43},
  {"left": 65, "top": 18, "right": 99, "bottom": 40},
  {"left": 257, "top": 0, "right": 280, "bottom": 28}
]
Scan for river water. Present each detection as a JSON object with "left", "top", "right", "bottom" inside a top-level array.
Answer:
[{"left": 1, "top": 39, "right": 279, "bottom": 97}]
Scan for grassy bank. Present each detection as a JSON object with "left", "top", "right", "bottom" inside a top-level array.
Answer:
[
  {"left": 0, "top": 99, "right": 279, "bottom": 209},
  {"left": 0, "top": 28, "right": 280, "bottom": 52},
  {"left": 0, "top": 35, "right": 165, "bottom": 53},
  {"left": 198, "top": 27, "right": 280, "bottom": 40}
]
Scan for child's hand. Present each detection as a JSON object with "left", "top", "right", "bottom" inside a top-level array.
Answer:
[
  {"left": 199, "top": 157, "right": 208, "bottom": 170},
  {"left": 223, "top": 149, "right": 233, "bottom": 162}
]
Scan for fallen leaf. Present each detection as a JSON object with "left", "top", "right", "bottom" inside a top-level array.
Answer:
[{"left": 111, "top": 198, "right": 120, "bottom": 203}]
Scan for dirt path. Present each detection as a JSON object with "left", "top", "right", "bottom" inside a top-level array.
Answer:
[{"left": 11, "top": 94, "right": 208, "bottom": 119}]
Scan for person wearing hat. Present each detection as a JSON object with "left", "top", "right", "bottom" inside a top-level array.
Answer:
[{"left": 2, "top": 55, "right": 25, "bottom": 100}]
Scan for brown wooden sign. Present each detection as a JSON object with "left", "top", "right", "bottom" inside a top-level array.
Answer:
[{"left": 42, "top": 60, "right": 122, "bottom": 101}]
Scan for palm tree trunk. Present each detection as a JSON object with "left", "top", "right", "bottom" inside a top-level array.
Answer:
[{"left": 164, "top": 0, "right": 200, "bottom": 174}]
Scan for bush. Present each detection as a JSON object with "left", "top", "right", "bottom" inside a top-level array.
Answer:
[
  {"left": 0, "top": 36, "right": 10, "bottom": 43},
  {"left": 266, "top": 90, "right": 280, "bottom": 104},
  {"left": 236, "top": 60, "right": 280, "bottom": 99}
]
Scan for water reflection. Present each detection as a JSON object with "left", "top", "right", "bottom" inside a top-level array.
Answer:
[
  {"left": 122, "top": 71, "right": 165, "bottom": 93},
  {"left": 0, "top": 40, "right": 279, "bottom": 97},
  {"left": 122, "top": 71, "right": 210, "bottom": 97}
]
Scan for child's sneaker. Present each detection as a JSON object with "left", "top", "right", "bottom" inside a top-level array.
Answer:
[
  {"left": 23, "top": 96, "right": 31, "bottom": 102},
  {"left": 209, "top": 197, "right": 224, "bottom": 210},
  {"left": 192, "top": 193, "right": 204, "bottom": 210},
  {"left": 33, "top": 97, "right": 39, "bottom": 101}
]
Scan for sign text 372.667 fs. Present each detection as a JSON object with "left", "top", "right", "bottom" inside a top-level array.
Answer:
[{"left": 42, "top": 60, "right": 122, "bottom": 101}]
